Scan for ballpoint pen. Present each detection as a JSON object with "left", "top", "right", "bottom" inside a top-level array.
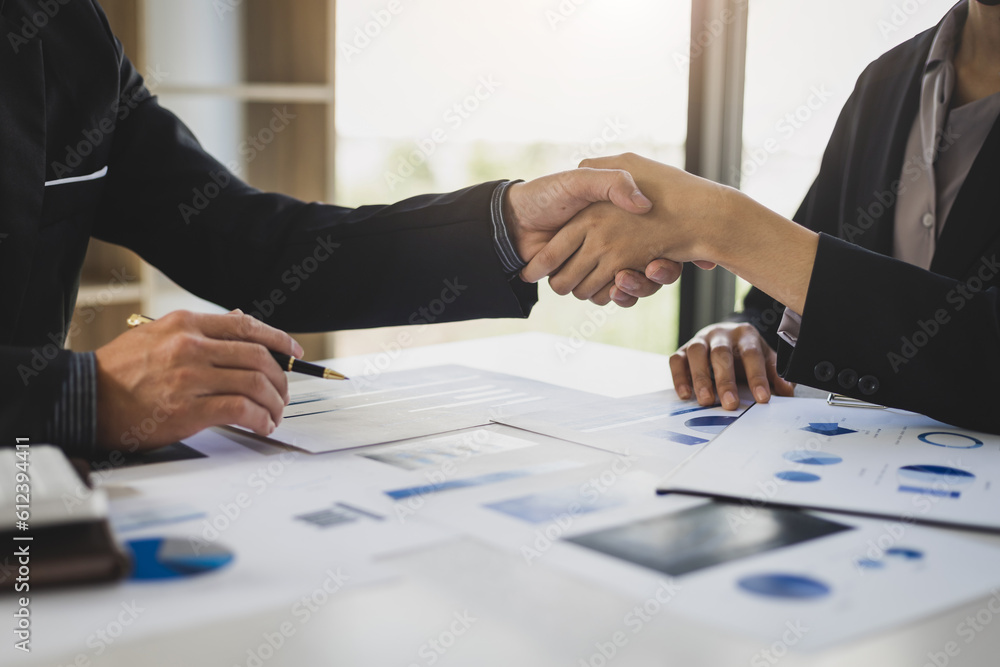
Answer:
[{"left": 126, "top": 314, "right": 348, "bottom": 380}]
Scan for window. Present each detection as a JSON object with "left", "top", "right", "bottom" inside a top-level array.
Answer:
[
  {"left": 735, "top": 0, "right": 958, "bottom": 306},
  {"left": 334, "top": 0, "right": 692, "bottom": 357}
]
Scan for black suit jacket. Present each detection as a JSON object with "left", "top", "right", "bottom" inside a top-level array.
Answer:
[
  {"left": 743, "top": 22, "right": 1000, "bottom": 433},
  {"left": 0, "top": 0, "right": 536, "bottom": 442}
]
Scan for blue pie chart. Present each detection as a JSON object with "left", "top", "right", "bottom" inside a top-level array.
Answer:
[
  {"left": 738, "top": 573, "right": 831, "bottom": 600},
  {"left": 127, "top": 537, "right": 234, "bottom": 580},
  {"left": 885, "top": 547, "right": 924, "bottom": 560},
  {"left": 775, "top": 470, "right": 821, "bottom": 483},
  {"left": 684, "top": 415, "right": 739, "bottom": 434},
  {"left": 897, "top": 465, "right": 975, "bottom": 486},
  {"left": 783, "top": 450, "right": 843, "bottom": 466}
]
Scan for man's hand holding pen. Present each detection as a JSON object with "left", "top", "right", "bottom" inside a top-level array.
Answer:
[{"left": 95, "top": 310, "right": 301, "bottom": 450}]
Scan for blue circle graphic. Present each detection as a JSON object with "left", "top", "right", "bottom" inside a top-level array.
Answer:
[
  {"left": 855, "top": 558, "right": 884, "bottom": 570},
  {"left": 775, "top": 470, "right": 821, "bottom": 483},
  {"left": 127, "top": 537, "right": 234, "bottom": 581},
  {"left": 738, "top": 573, "right": 831, "bottom": 600},
  {"left": 885, "top": 547, "right": 924, "bottom": 560},
  {"left": 898, "top": 465, "right": 975, "bottom": 486},
  {"left": 684, "top": 415, "right": 739, "bottom": 434},
  {"left": 783, "top": 450, "right": 843, "bottom": 466},
  {"left": 918, "top": 432, "right": 983, "bottom": 449}
]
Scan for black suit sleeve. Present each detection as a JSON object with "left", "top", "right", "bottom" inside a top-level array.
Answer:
[
  {"left": 92, "top": 40, "right": 537, "bottom": 333},
  {"left": 777, "top": 234, "right": 1000, "bottom": 434}
]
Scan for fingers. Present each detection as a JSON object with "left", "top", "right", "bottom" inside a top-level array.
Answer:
[
  {"left": 196, "top": 367, "right": 286, "bottom": 431},
  {"left": 192, "top": 394, "right": 276, "bottom": 437},
  {"left": 765, "top": 346, "right": 797, "bottom": 397},
  {"left": 608, "top": 285, "right": 638, "bottom": 308},
  {"left": 736, "top": 330, "right": 771, "bottom": 404},
  {"left": 615, "top": 269, "right": 664, "bottom": 298},
  {"left": 521, "top": 223, "right": 587, "bottom": 284},
  {"left": 202, "top": 338, "right": 290, "bottom": 404},
  {"left": 181, "top": 310, "right": 303, "bottom": 357},
  {"left": 684, "top": 336, "right": 716, "bottom": 407},
  {"left": 669, "top": 350, "right": 694, "bottom": 400},
  {"left": 566, "top": 167, "right": 652, "bottom": 213},
  {"left": 645, "top": 259, "right": 683, "bottom": 286},
  {"left": 708, "top": 331, "right": 741, "bottom": 410}
]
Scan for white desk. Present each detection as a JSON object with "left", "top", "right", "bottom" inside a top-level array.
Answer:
[{"left": 11, "top": 334, "right": 1000, "bottom": 667}]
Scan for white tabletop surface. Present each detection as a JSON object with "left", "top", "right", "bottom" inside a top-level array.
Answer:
[{"left": 9, "top": 334, "right": 1000, "bottom": 667}]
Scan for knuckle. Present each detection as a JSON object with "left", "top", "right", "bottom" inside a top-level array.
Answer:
[
  {"left": 225, "top": 396, "right": 255, "bottom": 423},
  {"left": 589, "top": 291, "right": 610, "bottom": 306},
  {"left": 710, "top": 345, "right": 734, "bottom": 366},
  {"left": 251, "top": 344, "right": 272, "bottom": 367},
  {"left": 165, "top": 333, "right": 200, "bottom": 362},
  {"left": 249, "top": 371, "right": 269, "bottom": 395},
  {"left": 548, "top": 276, "right": 572, "bottom": 296},
  {"left": 686, "top": 341, "right": 707, "bottom": 357},
  {"left": 164, "top": 309, "right": 194, "bottom": 330}
]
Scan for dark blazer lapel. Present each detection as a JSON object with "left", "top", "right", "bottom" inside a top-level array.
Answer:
[
  {"left": 930, "top": 114, "right": 1000, "bottom": 279},
  {"left": 0, "top": 5, "right": 47, "bottom": 343},
  {"left": 850, "top": 33, "right": 932, "bottom": 257}
]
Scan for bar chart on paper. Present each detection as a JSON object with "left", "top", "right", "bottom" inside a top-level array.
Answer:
[{"left": 264, "top": 365, "right": 603, "bottom": 453}]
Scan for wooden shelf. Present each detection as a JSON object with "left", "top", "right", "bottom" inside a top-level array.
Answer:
[
  {"left": 69, "top": 0, "right": 336, "bottom": 361},
  {"left": 76, "top": 283, "right": 144, "bottom": 306},
  {"left": 158, "top": 83, "right": 333, "bottom": 103}
]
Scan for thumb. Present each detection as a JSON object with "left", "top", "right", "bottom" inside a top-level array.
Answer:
[{"left": 569, "top": 168, "right": 652, "bottom": 214}]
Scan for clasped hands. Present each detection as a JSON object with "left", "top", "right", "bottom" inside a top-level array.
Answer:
[{"left": 509, "top": 152, "right": 796, "bottom": 413}]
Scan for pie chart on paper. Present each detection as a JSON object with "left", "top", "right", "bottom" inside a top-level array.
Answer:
[
  {"left": 126, "top": 537, "right": 234, "bottom": 580},
  {"left": 684, "top": 416, "right": 739, "bottom": 435}
]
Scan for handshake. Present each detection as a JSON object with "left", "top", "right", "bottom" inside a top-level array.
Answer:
[
  {"left": 505, "top": 153, "right": 732, "bottom": 307},
  {"left": 95, "top": 153, "right": 818, "bottom": 451},
  {"left": 509, "top": 152, "right": 817, "bottom": 413}
]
